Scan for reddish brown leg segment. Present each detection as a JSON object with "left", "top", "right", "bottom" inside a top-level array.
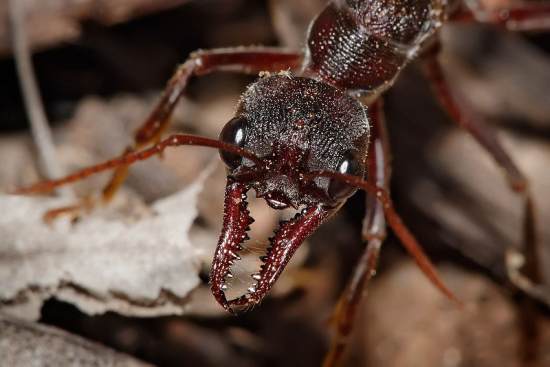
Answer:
[
  {"left": 424, "top": 35, "right": 545, "bottom": 365},
  {"left": 302, "top": 169, "right": 460, "bottom": 307},
  {"left": 13, "top": 134, "right": 262, "bottom": 195},
  {"left": 422, "top": 51, "right": 540, "bottom": 285},
  {"left": 46, "top": 47, "right": 304, "bottom": 217},
  {"left": 321, "top": 101, "right": 460, "bottom": 367},
  {"left": 424, "top": 52, "right": 543, "bottom": 363},
  {"left": 104, "top": 47, "right": 304, "bottom": 201},
  {"left": 454, "top": 1, "right": 550, "bottom": 31},
  {"left": 323, "top": 100, "right": 390, "bottom": 367}
]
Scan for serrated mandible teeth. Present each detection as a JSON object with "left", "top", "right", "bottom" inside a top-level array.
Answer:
[{"left": 251, "top": 274, "right": 261, "bottom": 280}]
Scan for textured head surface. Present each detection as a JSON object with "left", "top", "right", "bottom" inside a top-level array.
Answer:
[{"left": 236, "top": 74, "right": 370, "bottom": 207}]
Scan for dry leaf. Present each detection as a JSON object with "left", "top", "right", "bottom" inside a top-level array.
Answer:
[{"left": 0, "top": 163, "right": 215, "bottom": 320}]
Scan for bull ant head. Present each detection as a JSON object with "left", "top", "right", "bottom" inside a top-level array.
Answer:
[{"left": 210, "top": 74, "right": 370, "bottom": 312}]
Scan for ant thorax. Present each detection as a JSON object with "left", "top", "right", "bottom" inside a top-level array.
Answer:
[{"left": 306, "top": 0, "right": 447, "bottom": 96}]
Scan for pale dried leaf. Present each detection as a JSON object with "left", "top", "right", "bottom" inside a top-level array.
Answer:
[{"left": 0, "top": 164, "right": 214, "bottom": 320}]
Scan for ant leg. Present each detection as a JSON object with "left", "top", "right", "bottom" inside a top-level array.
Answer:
[
  {"left": 422, "top": 52, "right": 541, "bottom": 291},
  {"left": 14, "top": 134, "right": 262, "bottom": 196},
  {"left": 102, "top": 47, "right": 303, "bottom": 202},
  {"left": 44, "top": 47, "right": 304, "bottom": 219},
  {"left": 323, "top": 100, "right": 390, "bottom": 367},
  {"left": 453, "top": 1, "right": 550, "bottom": 31},
  {"left": 305, "top": 170, "right": 460, "bottom": 309}
]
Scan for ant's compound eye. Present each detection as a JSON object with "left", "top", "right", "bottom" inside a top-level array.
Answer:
[
  {"left": 328, "top": 151, "right": 362, "bottom": 201},
  {"left": 219, "top": 116, "right": 248, "bottom": 169}
]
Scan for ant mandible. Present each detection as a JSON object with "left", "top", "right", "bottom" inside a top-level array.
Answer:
[{"left": 14, "top": 0, "right": 550, "bottom": 366}]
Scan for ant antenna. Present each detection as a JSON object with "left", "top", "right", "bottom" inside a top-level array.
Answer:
[
  {"left": 12, "top": 134, "right": 264, "bottom": 195},
  {"left": 305, "top": 170, "right": 463, "bottom": 307}
]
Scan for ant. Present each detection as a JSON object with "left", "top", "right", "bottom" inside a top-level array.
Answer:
[{"left": 14, "top": 0, "right": 550, "bottom": 366}]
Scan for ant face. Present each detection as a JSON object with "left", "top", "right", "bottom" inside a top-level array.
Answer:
[
  {"left": 212, "top": 74, "right": 370, "bottom": 311},
  {"left": 220, "top": 74, "right": 370, "bottom": 209}
]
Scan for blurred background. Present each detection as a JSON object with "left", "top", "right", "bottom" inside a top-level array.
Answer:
[{"left": 1, "top": 0, "right": 550, "bottom": 366}]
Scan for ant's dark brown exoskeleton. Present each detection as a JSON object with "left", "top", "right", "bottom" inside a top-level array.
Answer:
[{"left": 14, "top": 0, "right": 550, "bottom": 365}]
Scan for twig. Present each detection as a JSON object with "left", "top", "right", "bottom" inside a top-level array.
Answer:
[
  {"left": 506, "top": 249, "right": 550, "bottom": 307},
  {"left": 8, "top": 0, "right": 72, "bottom": 198}
]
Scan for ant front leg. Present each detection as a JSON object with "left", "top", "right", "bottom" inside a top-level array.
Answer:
[
  {"left": 45, "top": 47, "right": 304, "bottom": 221},
  {"left": 323, "top": 100, "right": 390, "bottom": 367},
  {"left": 101, "top": 48, "right": 304, "bottom": 201},
  {"left": 455, "top": 0, "right": 550, "bottom": 31},
  {"left": 422, "top": 48, "right": 541, "bottom": 292}
]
